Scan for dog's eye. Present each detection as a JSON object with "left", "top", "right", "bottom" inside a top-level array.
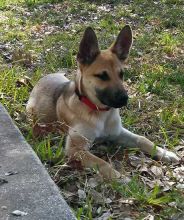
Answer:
[
  {"left": 119, "top": 70, "right": 124, "bottom": 80},
  {"left": 94, "top": 71, "right": 110, "bottom": 81}
]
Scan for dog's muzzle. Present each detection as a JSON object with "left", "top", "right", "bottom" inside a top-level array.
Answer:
[{"left": 96, "top": 88, "right": 128, "bottom": 108}]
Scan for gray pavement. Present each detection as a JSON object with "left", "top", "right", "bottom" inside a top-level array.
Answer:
[{"left": 0, "top": 103, "right": 76, "bottom": 220}]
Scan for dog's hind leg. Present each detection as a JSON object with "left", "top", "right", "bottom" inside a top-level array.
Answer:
[
  {"left": 65, "top": 128, "right": 121, "bottom": 180},
  {"left": 116, "top": 127, "right": 180, "bottom": 163}
]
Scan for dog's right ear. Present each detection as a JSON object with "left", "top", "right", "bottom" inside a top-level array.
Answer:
[
  {"left": 111, "top": 25, "right": 133, "bottom": 61},
  {"left": 77, "top": 27, "right": 100, "bottom": 65}
]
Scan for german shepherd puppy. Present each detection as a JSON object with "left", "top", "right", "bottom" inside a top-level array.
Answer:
[{"left": 26, "top": 26, "right": 179, "bottom": 179}]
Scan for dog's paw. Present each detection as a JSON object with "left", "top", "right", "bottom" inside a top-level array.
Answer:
[{"left": 156, "top": 147, "right": 180, "bottom": 163}]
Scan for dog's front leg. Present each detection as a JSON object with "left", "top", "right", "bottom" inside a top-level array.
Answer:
[
  {"left": 65, "top": 127, "right": 121, "bottom": 180},
  {"left": 116, "top": 127, "right": 180, "bottom": 163}
]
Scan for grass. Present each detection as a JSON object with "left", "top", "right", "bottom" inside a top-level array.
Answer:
[{"left": 0, "top": 0, "right": 184, "bottom": 219}]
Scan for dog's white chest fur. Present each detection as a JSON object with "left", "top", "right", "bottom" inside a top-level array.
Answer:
[{"left": 71, "top": 108, "right": 122, "bottom": 143}]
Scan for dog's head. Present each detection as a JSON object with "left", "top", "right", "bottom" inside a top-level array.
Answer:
[{"left": 76, "top": 25, "right": 132, "bottom": 109}]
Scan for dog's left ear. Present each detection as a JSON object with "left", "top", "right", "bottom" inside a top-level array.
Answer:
[
  {"left": 77, "top": 27, "right": 100, "bottom": 65},
  {"left": 111, "top": 25, "right": 133, "bottom": 61}
]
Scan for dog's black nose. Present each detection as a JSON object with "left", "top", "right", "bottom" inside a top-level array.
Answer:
[
  {"left": 114, "top": 91, "right": 128, "bottom": 107},
  {"left": 96, "top": 87, "right": 128, "bottom": 108}
]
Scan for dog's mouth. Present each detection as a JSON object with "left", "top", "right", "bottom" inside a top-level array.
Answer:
[{"left": 95, "top": 88, "right": 128, "bottom": 108}]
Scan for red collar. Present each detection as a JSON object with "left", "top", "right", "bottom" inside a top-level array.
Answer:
[{"left": 75, "top": 89, "right": 110, "bottom": 111}]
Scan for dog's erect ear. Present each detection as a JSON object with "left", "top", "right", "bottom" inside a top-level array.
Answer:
[
  {"left": 111, "top": 25, "right": 132, "bottom": 61},
  {"left": 77, "top": 27, "right": 100, "bottom": 65}
]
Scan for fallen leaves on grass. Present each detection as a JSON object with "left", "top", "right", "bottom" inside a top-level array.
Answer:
[{"left": 49, "top": 144, "right": 183, "bottom": 219}]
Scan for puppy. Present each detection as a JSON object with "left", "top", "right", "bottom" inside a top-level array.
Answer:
[{"left": 26, "top": 26, "right": 180, "bottom": 179}]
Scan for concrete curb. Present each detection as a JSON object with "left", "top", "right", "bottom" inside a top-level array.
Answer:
[{"left": 0, "top": 103, "right": 76, "bottom": 220}]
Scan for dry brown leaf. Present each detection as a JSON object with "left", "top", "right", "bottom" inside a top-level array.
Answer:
[
  {"left": 138, "top": 164, "right": 149, "bottom": 174},
  {"left": 16, "top": 76, "right": 33, "bottom": 88},
  {"left": 94, "top": 211, "right": 111, "bottom": 220},
  {"left": 129, "top": 155, "right": 142, "bottom": 167},
  {"left": 78, "top": 189, "right": 86, "bottom": 200},
  {"left": 88, "top": 177, "right": 98, "bottom": 188},
  {"left": 141, "top": 176, "right": 164, "bottom": 189},
  {"left": 143, "top": 214, "right": 154, "bottom": 220},
  {"left": 176, "top": 183, "right": 184, "bottom": 189},
  {"left": 119, "top": 198, "right": 134, "bottom": 205},
  {"left": 90, "top": 189, "right": 104, "bottom": 204},
  {"left": 150, "top": 165, "right": 163, "bottom": 177}
]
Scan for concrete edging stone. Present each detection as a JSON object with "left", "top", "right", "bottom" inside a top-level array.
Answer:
[{"left": 0, "top": 103, "right": 76, "bottom": 220}]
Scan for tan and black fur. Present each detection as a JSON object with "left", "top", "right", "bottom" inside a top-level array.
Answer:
[{"left": 27, "top": 26, "right": 179, "bottom": 179}]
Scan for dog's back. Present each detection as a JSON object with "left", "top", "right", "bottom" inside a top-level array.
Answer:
[{"left": 26, "top": 73, "right": 69, "bottom": 123}]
